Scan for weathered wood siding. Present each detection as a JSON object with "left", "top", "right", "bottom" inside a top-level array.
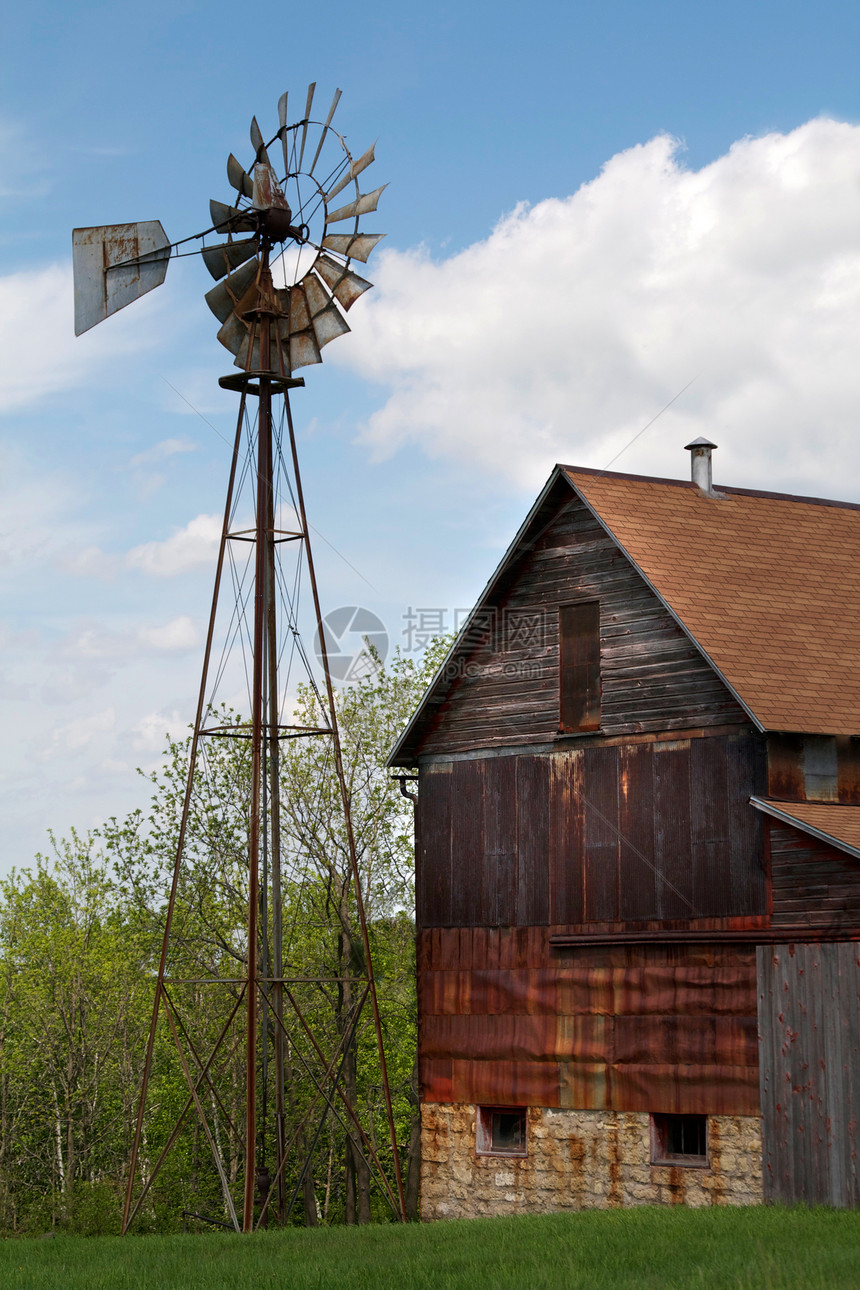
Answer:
[
  {"left": 418, "top": 928, "right": 759, "bottom": 1114},
  {"left": 416, "top": 733, "right": 767, "bottom": 930},
  {"left": 416, "top": 492, "right": 745, "bottom": 757},
  {"left": 769, "top": 821, "right": 860, "bottom": 929},
  {"left": 758, "top": 942, "right": 860, "bottom": 1206}
]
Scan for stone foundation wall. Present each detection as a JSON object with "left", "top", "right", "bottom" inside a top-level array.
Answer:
[{"left": 421, "top": 1104, "right": 762, "bottom": 1220}]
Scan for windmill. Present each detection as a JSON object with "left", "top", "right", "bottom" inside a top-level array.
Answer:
[{"left": 73, "top": 86, "right": 404, "bottom": 1233}]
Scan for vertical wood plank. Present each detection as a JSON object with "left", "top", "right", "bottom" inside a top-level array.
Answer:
[
  {"left": 483, "top": 755, "right": 518, "bottom": 927},
  {"left": 450, "top": 759, "right": 484, "bottom": 926},
  {"left": 517, "top": 756, "right": 551, "bottom": 925},
  {"left": 652, "top": 742, "right": 694, "bottom": 920},
  {"left": 618, "top": 743, "right": 656, "bottom": 922}
]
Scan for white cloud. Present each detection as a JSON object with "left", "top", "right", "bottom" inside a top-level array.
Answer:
[
  {"left": 0, "top": 259, "right": 174, "bottom": 417},
  {"left": 43, "top": 707, "right": 115, "bottom": 759},
  {"left": 338, "top": 118, "right": 860, "bottom": 495},
  {"left": 126, "top": 512, "right": 221, "bottom": 576},
  {"left": 129, "top": 438, "right": 198, "bottom": 468},
  {"left": 138, "top": 615, "right": 198, "bottom": 652},
  {"left": 131, "top": 709, "right": 185, "bottom": 754}
]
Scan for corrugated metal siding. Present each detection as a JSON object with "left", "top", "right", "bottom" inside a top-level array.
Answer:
[
  {"left": 758, "top": 942, "right": 860, "bottom": 1206},
  {"left": 418, "top": 929, "right": 759, "bottom": 1114},
  {"left": 769, "top": 821, "right": 860, "bottom": 929},
  {"left": 768, "top": 734, "right": 860, "bottom": 804},
  {"left": 414, "top": 494, "right": 745, "bottom": 758},
  {"left": 415, "top": 733, "right": 766, "bottom": 930}
]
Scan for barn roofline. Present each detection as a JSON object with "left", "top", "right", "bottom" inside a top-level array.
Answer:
[{"left": 388, "top": 462, "right": 767, "bottom": 768}]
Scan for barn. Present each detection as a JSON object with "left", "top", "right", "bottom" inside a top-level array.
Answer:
[{"left": 390, "top": 440, "right": 860, "bottom": 1216}]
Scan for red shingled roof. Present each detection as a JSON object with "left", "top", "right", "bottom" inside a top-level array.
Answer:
[{"left": 565, "top": 468, "right": 860, "bottom": 735}]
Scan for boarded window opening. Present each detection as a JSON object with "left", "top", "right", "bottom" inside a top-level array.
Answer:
[
  {"left": 476, "top": 1106, "right": 527, "bottom": 1157},
  {"left": 650, "top": 1113, "right": 708, "bottom": 1167},
  {"left": 559, "top": 601, "right": 601, "bottom": 733}
]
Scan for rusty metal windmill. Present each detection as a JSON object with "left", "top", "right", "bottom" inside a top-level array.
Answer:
[{"left": 73, "top": 86, "right": 404, "bottom": 1233}]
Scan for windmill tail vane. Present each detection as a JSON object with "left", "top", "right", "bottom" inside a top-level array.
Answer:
[{"left": 73, "top": 88, "right": 405, "bottom": 1233}]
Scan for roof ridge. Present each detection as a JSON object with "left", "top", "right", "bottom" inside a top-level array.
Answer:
[{"left": 560, "top": 464, "right": 860, "bottom": 511}]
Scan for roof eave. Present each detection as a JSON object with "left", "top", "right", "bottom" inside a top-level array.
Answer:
[
  {"left": 750, "top": 795, "right": 860, "bottom": 862},
  {"left": 387, "top": 465, "right": 574, "bottom": 768}
]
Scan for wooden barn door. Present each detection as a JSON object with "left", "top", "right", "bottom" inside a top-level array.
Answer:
[{"left": 757, "top": 943, "right": 860, "bottom": 1206}]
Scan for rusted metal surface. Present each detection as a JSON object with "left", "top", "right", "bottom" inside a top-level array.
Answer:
[
  {"left": 767, "top": 733, "right": 860, "bottom": 804},
  {"left": 418, "top": 930, "right": 759, "bottom": 1116},
  {"left": 758, "top": 942, "right": 860, "bottom": 1206},
  {"left": 72, "top": 222, "right": 169, "bottom": 335},
  {"left": 416, "top": 732, "right": 766, "bottom": 931}
]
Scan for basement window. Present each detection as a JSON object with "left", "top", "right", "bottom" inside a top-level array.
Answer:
[
  {"left": 650, "top": 1114, "right": 708, "bottom": 1167},
  {"left": 476, "top": 1106, "right": 527, "bottom": 1157},
  {"left": 559, "top": 601, "right": 601, "bottom": 734}
]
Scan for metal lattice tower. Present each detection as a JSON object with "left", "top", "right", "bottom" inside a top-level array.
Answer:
[{"left": 73, "top": 86, "right": 404, "bottom": 1232}]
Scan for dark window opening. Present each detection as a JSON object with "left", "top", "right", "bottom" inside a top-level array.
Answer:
[
  {"left": 559, "top": 601, "right": 601, "bottom": 734},
  {"left": 651, "top": 1113, "right": 708, "bottom": 1166},
  {"left": 476, "top": 1106, "right": 527, "bottom": 1157}
]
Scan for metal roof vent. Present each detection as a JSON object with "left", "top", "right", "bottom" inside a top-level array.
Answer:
[{"left": 685, "top": 436, "right": 718, "bottom": 497}]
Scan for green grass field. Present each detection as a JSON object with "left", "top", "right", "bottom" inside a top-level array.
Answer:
[{"left": 2, "top": 1206, "right": 859, "bottom": 1290}]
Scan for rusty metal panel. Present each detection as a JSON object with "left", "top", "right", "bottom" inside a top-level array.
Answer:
[
  {"left": 690, "top": 734, "right": 729, "bottom": 913},
  {"left": 450, "top": 1059, "right": 561, "bottom": 1107},
  {"left": 423, "top": 1014, "right": 559, "bottom": 1062},
  {"left": 421, "top": 1058, "right": 454, "bottom": 1102},
  {"left": 802, "top": 736, "right": 839, "bottom": 802},
  {"left": 483, "top": 757, "right": 517, "bottom": 927},
  {"left": 766, "top": 733, "right": 805, "bottom": 800},
  {"left": 610, "top": 1063, "right": 760, "bottom": 1116},
  {"left": 584, "top": 745, "right": 619, "bottom": 921},
  {"left": 727, "top": 735, "right": 768, "bottom": 915},
  {"left": 516, "top": 757, "right": 551, "bottom": 924},
  {"left": 559, "top": 601, "right": 601, "bottom": 733},
  {"left": 758, "top": 942, "right": 860, "bottom": 1207},
  {"left": 550, "top": 750, "right": 583, "bottom": 923},
  {"left": 73, "top": 222, "right": 170, "bottom": 335},
  {"left": 450, "top": 760, "right": 484, "bottom": 925},
  {"left": 559, "top": 1061, "right": 610, "bottom": 1109},
  {"left": 612, "top": 1015, "right": 758, "bottom": 1067},
  {"left": 416, "top": 768, "right": 451, "bottom": 928},
  {"left": 653, "top": 741, "right": 695, "bottom": 920},
  {"left": 837, "top": 736, "right": 860, "bottom": 803},
  {"left": 618, "top": 742, "right": 656, "bottom": 920}
]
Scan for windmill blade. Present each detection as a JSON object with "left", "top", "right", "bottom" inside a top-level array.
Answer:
[
  {"left": 288, "top": 284, "right": 311, "bottom": 332},
  {"left": 72, "top": 221, "right": 170, "bottom": 335},
  {"left": 204, "top": 257, "right": 260, "bottom": 323},
  {"left": 217, "top": 311, "right": 251, "bottom": 357},
  {"left": 289, "top": 329, "right": 322, "bottom": 370},
  {"left": 325, "top": 186, "right": 387, "bottom": 226},
  {"left": 307, "top": 88, "right": 342, "bottom": 176},
  {"left": 278, "top": 91, "right": 290, "bottom": 175},
  {"left": 321, "top": 232, "right": 386, "bottom": 263},
  {"left": 314, "top": 254, "right": 373, "bottom": 310},
  {"left": 303, "top": 273, "right": 351, "bottom": 348},
  {"left": 297, "top": 82, "right": 316, "bottom": 171},
  {"left": 227, "top": 154, "right": 254, "bottom": 199},
  {"left": 325, "top": 142, "right": 377, "bottom": 204},
  {"left": 201, "top": 239, "right": 259, "bottom": 281},
  {"left": 250, "top": 116, "right": 270, "bottom": 167},
  {"left": 210, "top": 200, "right": 256, "bottom": 234}
]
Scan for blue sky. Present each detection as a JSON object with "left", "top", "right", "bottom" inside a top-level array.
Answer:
[{"left": 2, "top": 0, "right": 860, "bottom": 871}]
